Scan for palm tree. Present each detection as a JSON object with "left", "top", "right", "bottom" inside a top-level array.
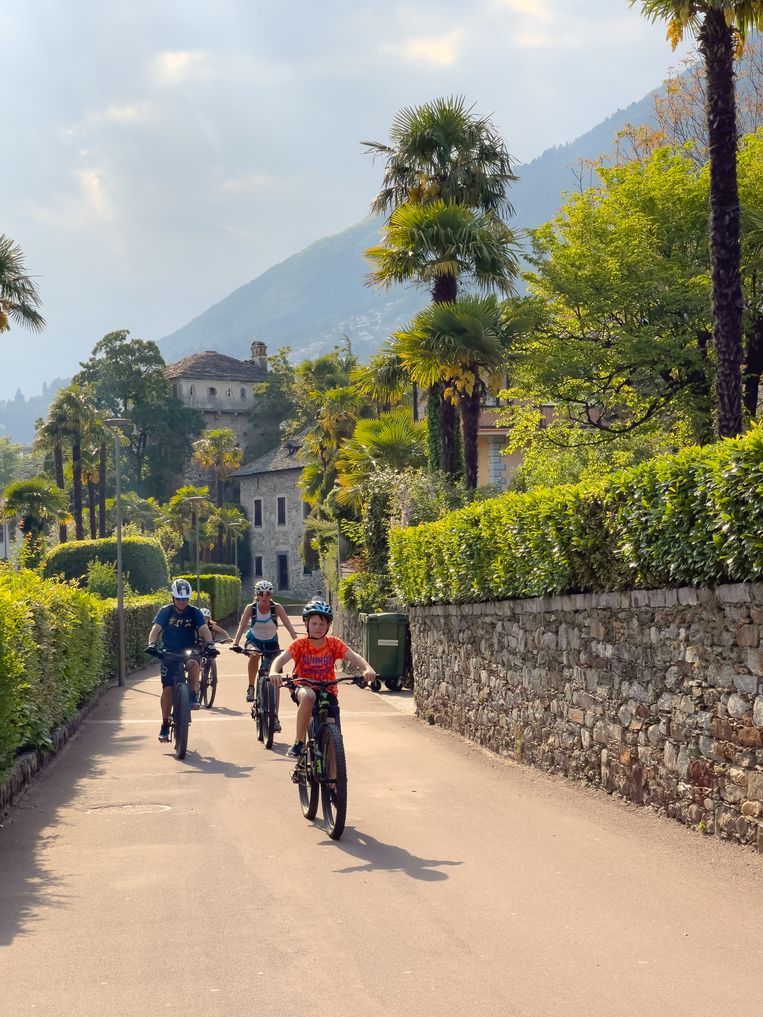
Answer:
[
  {"left": 299, "top": 387, "right": 367, "bottom": 506},
  {"left": 206, "top": 505, "right": 249, "bottom": 573},
  {"left": 33, "top": 414, "right": 68, "bottom": 543},
  {"left": 47, "top": 384, "right": 97, "bottom": 540},
  {"left": 392, "top": 296, "right": 515, "bottom": 489},
  {"left": 192, "top": 428, "right": 243, "bottom": 559},
  {"left": 351, "top": 347, "right": 413, "bottom": 417},
  {"left": 629, "top": 2, "right": 763, "bottom": 437},
  {"left": 166, "top": 485, "right": 213, "bottom": 569},
  {"left": 363, "top": 95, "right": 517, "bottom": 218},
  {"left": 367, "top": 201, "right": 520, "bottom": 475},
  {"left": 2, "top": 477, "right": 72, "bottom": 567},
  {"left": 0, "top": 234, "right": 45, "bottom": 334},
  {"left": 334, "top": 410, "right": 428, "bottom": 510}
]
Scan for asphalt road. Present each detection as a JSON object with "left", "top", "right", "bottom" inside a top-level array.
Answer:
[{"left": 1, "top": 615, "right": 762, "bottom": 1017}]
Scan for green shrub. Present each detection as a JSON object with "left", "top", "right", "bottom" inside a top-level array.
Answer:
[
  {"left": 0, "top": 570, "right": 104, "bottom": 773},
  {"left": 42, "top": 536, "right": 169, "bottom": 594},
  {"left": 86, "top": 559, "right": 134, "bottom": 599},
  {"left": 175, "top": 573, "right": 242, "bottom": 620},
  {"left": 339, "top": 571, "right": 390, "bottom": 614},
  {"left": 97, "top": 595, "right": 167, "bottom": 679},
  {"left": 389, "top": 427, "right": 763, "bottom": 605},
  {"left": 191, "top": 562, "right": 239, "bottom": 576}
]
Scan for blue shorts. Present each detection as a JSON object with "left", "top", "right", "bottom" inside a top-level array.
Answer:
[
  {"left": 245, "top": 634, "right": 280, "bottom": 657},
  {"left": 160, "top": 658, "right": 188, "bottom": 687}
]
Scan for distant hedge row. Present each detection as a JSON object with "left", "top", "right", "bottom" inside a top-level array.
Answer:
[
  {"left": 99, "top": 595, "right": 166, "bottom": 679},
  {"left": 42, "top": 536, "right": 169, "bottom": 594},
  {"left": 176, "top": 574, "right": 242, "bottom": 620},
  {"left": 389, "top": 428, "right": 763, "bottom": 606}
]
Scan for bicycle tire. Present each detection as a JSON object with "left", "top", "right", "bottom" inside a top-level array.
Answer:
[
  {"left": 319, "top": 722, "right": 347, "bottom": 840},
  {"left": 262, "top": 680, "right": 276, "bottom": 749},
  {"left": 255, "top": 676, "right": 265, "bottom": 742},
  {"left": 173, "top": 681, "right": 190, "bottom": 760},
  {"left": 298, "top": 726, "right": 319, "bottom": 820},
  {"left": 205, "top": 659, "right": 218, "bottom": 708}
]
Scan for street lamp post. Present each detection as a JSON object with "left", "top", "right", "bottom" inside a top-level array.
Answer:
[
  {"left": 105, "top": 417, "right": 131, "bottom": 688},
  {"left": 186, "top": 495, "right": 205, "bottom": 604}
]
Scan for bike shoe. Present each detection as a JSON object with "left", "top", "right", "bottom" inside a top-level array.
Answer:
[
  {"left": 246, "top": 686, "right": 255, "bottom": 703},
  {"left": 158, "top": 724, "right": 170, "bottom": 743},
  {"left": 286, "top": 741, "right": 303, "bottom": 758},
  {"left": 190, "top": 694, "right": 201, "bottom": 710},
  {"left": 274, "top": 717, "right": 282, "bottom": 733}
]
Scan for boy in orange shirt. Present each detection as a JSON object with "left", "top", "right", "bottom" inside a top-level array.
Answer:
[{"left": 269, "top": 599, "right": 375, "bottom": 757}]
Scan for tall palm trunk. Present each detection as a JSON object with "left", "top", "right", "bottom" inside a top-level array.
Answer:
[
  {"left": 98, "top": 442, "right": 107, "bottom": 538},
  {"left": 432, "top": 272, "right": 459, "bottom": 476},
  {"left": 87, "top": 480, "right": 97, "bottom": 539},
  {"left": 54, "top": 444, "right": 67, "bottom": 543},
  {"left": 216, "top": 473, "right": 224, "bottom": 561},
  {"left": 700, "top": 10, "right": 744, "bottom": 438},
  {"left": 460, "top": 371, "right": 483, "bottom": 489},
  {"left": 72, "top": 440, "right": 84, "bottom": 540}
]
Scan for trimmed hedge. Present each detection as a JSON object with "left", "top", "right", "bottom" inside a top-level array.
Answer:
[
  {"left": 389, "top": 428, "right": 763, "bottom": 605},
  {"left": 0, "top": 569, "right": 104, "bottom": 774},
  {"left": 190, "top": 562, "right": 239, "bottom": 576},
  {"left": 98, "top": 595, "right": 167, "bottom": 679},
  {"left": 42, "top": 536, "right": 169, "bottom": 594},
  {"left": 176, "top": 573, "right": 242, "bottom": 620}
]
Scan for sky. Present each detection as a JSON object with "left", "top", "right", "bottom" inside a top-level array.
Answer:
[{"left": 1, "top": 0, "right": 693, "bottom": 401}]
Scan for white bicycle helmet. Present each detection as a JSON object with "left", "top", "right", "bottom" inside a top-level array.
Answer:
[
  {"left": 171, "top": 578, "right": 192, "bottom": 600},
  {"left": 254, "top": 580, "right": 274, "bottom": 595},
  {"left": 201, "top": 607, "right": 212, "bottom": 619}
]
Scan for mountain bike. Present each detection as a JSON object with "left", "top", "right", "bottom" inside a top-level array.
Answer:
[
  {"left": 147, "top": 646, "right": 216, "bottom": 760},
  {"left": 281, "top": 675, "right": 367, "bottom": 840},
  {"left": 198, "top": 641, "right": 225, "bottom": 708},
  {"left": 231, "top": 644, "right": 280, "bottom": 749}
]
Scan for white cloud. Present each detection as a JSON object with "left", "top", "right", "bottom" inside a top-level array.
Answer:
[
  {"left": 221, "top": 172, "right": 282, "bottom": 193},
  {"left": 100, "top": 102, "right": 150, "bottom": 123},
  {"left": 152, "top": 50, "right": 214, "bottom": 86},
  {"left": 515, "top": 30, "right": 553, "bottom": 48},
  {"left": 493, "top": 0, "right": 553, "bottom": 22},
  {"left": 381, "top": 30, "right": 462, "bottom": 67}
]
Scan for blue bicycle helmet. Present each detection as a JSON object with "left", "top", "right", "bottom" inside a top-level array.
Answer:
[{"left": 302, "top": 599, "right": 333, "bottom": 623}]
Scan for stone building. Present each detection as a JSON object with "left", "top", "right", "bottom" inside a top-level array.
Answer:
[
  {"left": 233, "top": 438, "right": 323, "bottom": 601},
  {"left": 166, "top": 342, "right": 269, "bottom": 450}
]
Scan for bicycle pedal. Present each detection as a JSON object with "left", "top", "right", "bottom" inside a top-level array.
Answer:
[{"left": 290, "top": 768, "right": 301, "bottom": 784}]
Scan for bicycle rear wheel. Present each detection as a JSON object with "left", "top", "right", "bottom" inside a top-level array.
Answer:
[
  {"left": 173, "top": 681, "right": 190, "bottom": 760},
  {"left": 319, "top": 722, "right": 347, "bottom": 839},
  {"left": 203, "top": 660, "right": 218, "bottom": 708},
  {"left": 255, "top": 677, "right": 265, "bottom": 742}
]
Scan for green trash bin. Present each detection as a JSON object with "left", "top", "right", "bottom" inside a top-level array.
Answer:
[{"left": 359, "top": 612, "right": 409, "bottom": 692}]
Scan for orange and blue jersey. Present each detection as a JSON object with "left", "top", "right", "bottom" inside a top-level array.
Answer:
[{"left": 288, "top": 635, "right": 348, "bottom": 695}]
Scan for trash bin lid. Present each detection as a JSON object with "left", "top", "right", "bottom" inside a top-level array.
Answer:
[{"left": 366, "top": 612, "right": 408, "bottom": 624}]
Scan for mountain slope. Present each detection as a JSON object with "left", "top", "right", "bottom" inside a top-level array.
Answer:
[{"left": 157, "top": 89, "right": 657, "bottom": 365}]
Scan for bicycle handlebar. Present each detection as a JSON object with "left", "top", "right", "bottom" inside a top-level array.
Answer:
[
  {"left": 278, "top": 675, "right": 370, "bottom": 689},
  {"left": 146, "top": 646, "right": 214, "bottom": 662},
  {"left": 230, "top": 645, "right": 280, "bottom": 657}
]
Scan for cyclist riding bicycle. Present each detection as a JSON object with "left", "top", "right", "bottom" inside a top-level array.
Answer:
[
  {"left": 269, "top": 599, "right": 375, "bottom": 757},
  {"left": 232, "top": 580, "right": 298, "bottom": 728},
  {"left": 200, "top": 606, "right": 231, "bottom": 642},
  {"left": 146, "top": 578, "right": 217, "bottom": 743}
]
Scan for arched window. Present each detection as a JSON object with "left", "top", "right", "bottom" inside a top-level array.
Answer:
[{"left": 208, "top": 386, "right": 217, "bottom": 397}]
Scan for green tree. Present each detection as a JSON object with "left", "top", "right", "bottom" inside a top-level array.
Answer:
[
  {"left": 247, "top": 347, "right": 298, "bottom": 458},
  {"left": 0, "top": 437, "right": 23, "bottom": 488},
  {"left": 392, "top": 296, "right": 516, "bottom": 489},
  {"left": 166, "top": 485, "right": 213, "bottom": 569},
  {"left": 2, "top": 477, "right": 72, "bottom": 567},
  {"left": 629, "top": 1, "right": 763, "bottom": 437},
  {"left": 192, "top": 428, "right": 243, "bottom": 559},
  {"left": 334, "top": 409, "right": 427, "bottom": 509},
  {"left": 205, "top": 505, "right": 249, "bottom": 572},
  {"left": 46, "top": 384, "right": 97, "bottom": 540},
  {"left": 0, "top": 234, "right": 45, "bottom": 334}
]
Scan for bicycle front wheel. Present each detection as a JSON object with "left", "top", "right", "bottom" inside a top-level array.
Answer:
[
  {"left": 319, "top": 722, "right": 347, "bottom": 839},
  {"left": 262, "top": 680, "right": 276, "bottom": 749},
  {"left": 298, "top": 738, "right": 319, "bottom": 820},
  {"left": 203, "top": 660, "right": 218, "bottom": 708},
  {"left": 173, "top": 681, "right": 190, "bottom": 760}
]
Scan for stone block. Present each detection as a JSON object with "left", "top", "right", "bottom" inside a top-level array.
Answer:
[
  {"left": 727, "top": 693, "right": 751, "bottom": 720},
  {"left": 716, "top": 584, "right": 752, "bottom": 604},
  {"left": 678, "top": 587, "right": 700, "bottom": 606},
  {"left": 738, "top": 726, "right": 763, "bottom": 749},
  {"left": 753, "top": 697, "right": 763, "bottom": 727},
  {"left": 736, "top": 624, "right": 759, "bottom": 648},
  {"left": 733, "top": 673, "right": 759, "bottom": 695}
]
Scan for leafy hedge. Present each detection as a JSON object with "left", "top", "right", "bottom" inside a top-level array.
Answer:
[
  {"left": 98, "top": 595, "right": 166, "bottom": 679},
  {"left": 192, "top": 563, "right": 239, "bottom": 576},
  {"left": 389, "top": 428, "right": 763, "bottom": 605},
  {"left": 0, "top": 569, "right": 104, "bottom": 774},
  {"left": 42, "top": 536, "right": 169, "bottom": 594},
  {"left": 176, "top": 574, "right": 242, "bottom": 620}
]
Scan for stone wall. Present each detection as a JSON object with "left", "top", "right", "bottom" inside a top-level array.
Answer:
[{"left": 410, "top": 583, "right": 763, "bottom": 850}]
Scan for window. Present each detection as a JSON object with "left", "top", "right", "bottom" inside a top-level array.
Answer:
[
  {"left": 277, "top": 553, "right": 289, "bottom": 590},
  {"left": 303, "top": 563, "right": 313, "bottom": 576},
  {"left": 277, "top": 496, "right": 286, "bottom": 526},
  {"left": 226, "top": 387, "right": 232, "bottom": 398},
  {"left": 254, "top": 555, "right": 263, "bottom": 577},
  {"left": 208, "top": 386, "right": 217, "bottom": 396},
  {"left": 303, "top": 501, "right": 311, "bottom": 519},
  {"left": 253, "top": 498, "right": 262, "bottom": 527},
  {"left": 189, "top": 384, "right": 195, "bottom": 396},
  {"left": 240, "top": 387, "right": 246, "bottom": 400}
]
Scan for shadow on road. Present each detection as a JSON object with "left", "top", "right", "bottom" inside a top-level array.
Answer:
[
  {"left": 330, "top": 827, "right": 463, "bottom": 881},
  {"left": 0, "top": 701, "right": 136, "bottom": 946},
  {"left": 180, "top": 751, "right": 254, "bottom": 779}
]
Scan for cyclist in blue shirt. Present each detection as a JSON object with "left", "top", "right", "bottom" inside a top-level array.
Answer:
[{"left": 147, "top": 578, "right": 216, "bottom": 742}]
